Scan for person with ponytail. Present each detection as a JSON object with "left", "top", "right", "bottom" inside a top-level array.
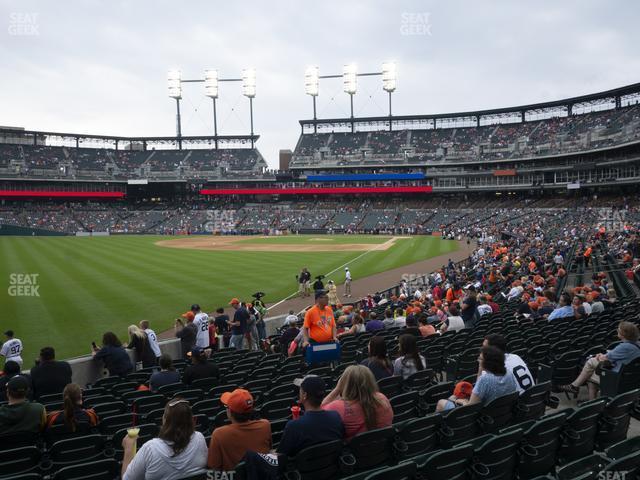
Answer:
[
  {"left": 46, "top": 383, "right": 98, "bottom": 432},
  {"left": 393, "top": 334, "right": 427, "bottom": 380},
  {"left": 321, "top": 365, "right": 393, "bottom": 441}
]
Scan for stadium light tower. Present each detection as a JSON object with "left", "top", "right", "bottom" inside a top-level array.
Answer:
[
  {"left": 242, "top": 68, "right": 256, "bottom": 148},
  {"left": 382, "top": 62, "right": 397, "bottom": 131},
  {"left": 167, "top": 69, "right": 183, "bottom": 148},
  {"left": 343, "top": 64, "right": 357, "bottom": 132},
  {"left": 204, "top": 69, "right": 219, "bottom": 149},
  {"left": 305, "top": 66, "right": 319, "bottom": 133}
]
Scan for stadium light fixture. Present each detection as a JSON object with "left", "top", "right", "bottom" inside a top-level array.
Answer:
[
  {"left": 204, "top": 69, "right": 219, "bottom": 148},
  {"left": 167, "top": 69, "right": 183, "bottom": 148},
  {"left": 305, "top": 66, "right": 320, "bottom": 132},
  {"left": 382, "top": 62, "right": 397, "bottom": 127},
  {"left": 343, "top": 63, "right": 357, "bottom": 95},
  {"left": 242, "top": 68, "right": 256, "bottom": 148}
]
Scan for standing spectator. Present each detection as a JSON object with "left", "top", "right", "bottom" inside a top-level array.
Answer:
[
  {"left": 0, "top": 376, "right": 46, "bottom": 434},
  {"left": 182, "top": 348, "right": 220, "bottom": 386},
  {"left": 277, "top": 376, "right": 344, "bottom": 457},
  {"left": 0, "top": 361, "right": 22, "bottom": 402},
  {"left": 228, "top": 298, "right": 249, "bottom": 350},
  {"left": 45, "top": 383, "right": 98, "bottom": 432},
  {"left": 190, "top": 304, "right": 210, "bottom": 350},
  {"left": 175, "top": 312, "right": 198, "bottom": 360},
  {"left": 460, "top": 286, "right": 479, "bottom": 328},
  {"left": 127, "top": 325, "right": 157, "bottom": 369},
  {"left": 360, "top": 337, "right": 393, "bottom": 381},
  {"left": 302, "top": 291, "right": 337, "bottom": 347},
  {"left": 149, "top": 354, "right": 181, "bottom": 392},
  {"left": 207, "top": 389, "right": 272, "bottom": 471},
  {"left": 321, "top": 365, "right": 393, "bottom": 441},
  {"left": 298, "top": 268, "right": 311, "bottom": 298},
  {"left": 344, "top": 268, "right": 352, "bottom": 297},
  {"left": 92, "top": 332, "right": 133, "bottom": 377},
  {"left": 121, "top": 398, "right": 208, "bottom": 480},
  {"left": 30, "top": 347, "right": 72, "bottom": 400},
  {"left": 393, "top": 334, "right": 427, "bottom": 380},
  {"left": 212, "top": 308, "right": 230, "bottom": 350},
  {"left": 139, "top": 320, "right": 162, "bottom": 363},
  {"left": 1, "top": 330, "right": 23, "bottom": 368}
]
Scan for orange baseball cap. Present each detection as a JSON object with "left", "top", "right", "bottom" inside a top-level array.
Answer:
[
  {"left": 453, "top": 381, "right": 473, "bottom": 399},
  {"left": 181, "top": 311, "right": 195, "bottom": 321},
  {"left": 229, "top": 298, "right": 240, "bottom": 305},
  {"left": 220, "top": 388, "right": 254, "bottom": 414}
]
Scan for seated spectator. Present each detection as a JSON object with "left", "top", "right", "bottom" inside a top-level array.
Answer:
[
  {"left": 482, "top": 334, "right": 533, "bottom": 394},
  {"left": 403, "top": 315, "right": 422, "bottom": 337},
  {"left": 279, "top": 319, "right": 300, "bottom": 354},
  {"left": 339, "top": 314, "right": 366, "bottom": 337},
  {"left": 364, "top": 312, "right": 384, "bottom": 333},
  {"left": 149, "top": 354, "right": 181, "bottom": 392},
  {"left": 548, "top": 292, "right": 575, "bottom": 321},
  {"left": 207, "top": 389, "right": 272, "bottom": 471},
  {"left": 127, "top": 325, "right": 157, "bottom": 369},
  {"left": 122, "top": 397, "right": 208, "bottom": 480},
  {"left": 360, "top": 336, "right": 393, "bottom": 381},
  {"left": 440, "top": 305, "right": 465, "bottom": 333},
  {"left": 418, "top": 315, "right": 436, "bottom": 337},
  {"left": 92, "top": 332, "right": 133, "bottom": 377},
  {"left": 30, "top": 347, "right": 72, "bottom": 400},
  {"left": 0, "top": 376, "right": 46, "bottom": 434},
  {"left": 0, "top": 361, "right": 22, "bottom": 402},
  {"left": 382, "top": 308, "right": 396, "bottom": 329},
  {"left": 477, "top": 296, "right": 493, "bottom": 317},
  {"left": 321, "top": 365, "right": 393, "bottom": 441},
  {"left": 436, "top": 346, "right": 517, "bottom": 412},
  {"left": 277, "top": 375, "right": 344, "bottom": 457},
  {"left": 559, "top": 321, "right": 640, "bottom": 400},
  {"left": 46, "top": 383, "right": 98, "bottom": 432},
  {"left": 393, "top": 334, "right": 427, "bottom": 380},
  {"left": 182, "top": 348, "right": 220, "bottom": 386}
]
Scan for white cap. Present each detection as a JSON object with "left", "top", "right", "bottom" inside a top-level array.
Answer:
[{"left": 345, "top": 267, "right": 349, "bottom": 271}]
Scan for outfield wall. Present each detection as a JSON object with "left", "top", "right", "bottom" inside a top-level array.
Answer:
[{"left": 0, "top": 224, "right": 67, "bottom": 236}]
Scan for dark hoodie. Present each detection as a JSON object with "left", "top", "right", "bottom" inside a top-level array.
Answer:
[{"left": 0, "top": 400, "right": 46, "bottom": 434}]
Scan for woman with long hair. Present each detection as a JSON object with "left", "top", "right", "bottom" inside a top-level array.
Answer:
[
  {"left": 121, "top": 397, "right": 208, "bottom": 480},
  {"left": 393, "top": 334, "right": 427, "bottom": 380},
  {"left": 322, "top": 365, "right": 393, "bottom": 440},
  {"left": 338, "top": 314, "right": 366, "bottom": 338},
  {"left": 92, "top": 331, "right": 133, "bottom": 377},
  {"left": 360, "top": 336, "right": 393, "bottom": 381},
  {"left": 46, "top": 383, "right": 98, "bottom": 432},
  {"left": 127, "top": 324, "right": 157, "bottom": 369}
]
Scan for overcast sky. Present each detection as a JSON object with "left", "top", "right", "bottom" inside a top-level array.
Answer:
[{"left": 1, "top": 1, "right": 639, "bottom": 168}]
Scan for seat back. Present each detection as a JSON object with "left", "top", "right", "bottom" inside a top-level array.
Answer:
[
  {"left": 597, "top": 389, "right": 640, "bottom": 450},
  {"left": 284, "top": 439, "right": 343, "bottom": 480},
  {"left": 514, "top": 411, "right": 568, "bottom": 479},
  {"left": 377, "top": 376, "right": 403, "bottom": 398},
  {"left": 395, "top": 413, "right": 441, "bottom": 459},
  {"left": 420, "top": 381, "right": 454, "bottom": 413},
  {"left": 472, "top": 429, "right": 523, "bottom": 480},
  {"left": 603, "top": 450, "right": 640, "bottom": 479},
  {"left": 0, "top": 446, "right": 41, "bottom": 478},
  {"left": 345, "top": 426, "right": 396, "bottom": 473},
  {"left": 364, "top": 462, "right": 417, "bottom": 480},
  {"left": 111, "top": 424, "right": 160, "bottom": 461},
  {"left": 556, "top": 453, "right": 609, "bottom": 480},
  {"left": 479, "top": 392, "right": 519, "bottom": 433},
  {"left": 52, "top": 458, "right": 120, "bottom": 480},
  {"left": 415, "top": 443, "right": 474, "bottom": 480},
  {"left": 259, "top": 398, "right": 295, "bottom": 421},
  {"left": 605, "top": 436, "right": 640, "bottom": 461},
  {"left": 550, "top": 350, "right": 582, "bottom": 386},
  {"left": 403, "top": 369, "right": 433, "bottom": 392},
  {"left": 514, "top": 381, "right": 552, "bottom": 423},
  {"left": 390, "top": 391, "right": 420, "bottom": 423},
  {"left": 131, "top": 394, "right": 166, "bottom": 415},
  {"left": 439, "top": 403, "right": 482, "bottom": 448},
  {"left": 190, "top": 377, "right": 220, "bottom": 391},
  {"left": 49, "top": 434, "right": 105, "bottom": 467}
]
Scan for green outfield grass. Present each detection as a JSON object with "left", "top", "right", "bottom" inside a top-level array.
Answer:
[
  {"left": 0, "top": 234, "right": 458, "bottom": 366},
  {"left": 235, "top": 235, "right": 394, "bottom": 245}
]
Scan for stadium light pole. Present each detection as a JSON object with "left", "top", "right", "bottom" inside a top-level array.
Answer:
[
  {"left": 167, "top": 69, "right": 183, "bottom": 149},
  {"left": 382, "top": 62, "right": 397, "bottom": 131},
  {"left": 343, "top": 64, "right": 357, "bottom": 133},
  {"left": 305, "top": 66, "right": 319, "bottom": 133},
  {"left": 242, "top": 68, "right": 256, "bottom": 148},
  {"left": 204, "top": 69, "right": 219, "bottom": 149}
]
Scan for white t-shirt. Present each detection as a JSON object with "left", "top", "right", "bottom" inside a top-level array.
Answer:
[
  {"left": 1, "top": 339, "right": 23, "bottom": 365},
  {"left": 145, "top": 329, "right": 162, "bottom": 358},
  {"left": 345, "top": 271, "right": 352, "bottom": 282},
  {"left": 193, "top": 313, "right": 210, "bottom": 349},
  {"left": 123, "top": 432, "right": 208, "bottom": 480},
  {"left": 446, "top": 316, "right": 465, "bottom": 332},
  {"left": 482, "top": 353, "right": 534, "bottom": 395},
  {"left": 284, "top": 314, "right": 299, "bottom": 326}
]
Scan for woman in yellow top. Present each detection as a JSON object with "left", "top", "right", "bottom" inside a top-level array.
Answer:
[{"left": 327, "top": 280, "right": 340, "bottom": 307}]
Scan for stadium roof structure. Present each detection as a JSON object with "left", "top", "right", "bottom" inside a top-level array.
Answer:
[{"left": 299, "top": 82, "right": 640, "bottom": 132}]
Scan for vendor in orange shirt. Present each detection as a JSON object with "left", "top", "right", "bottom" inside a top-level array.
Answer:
[{"left": 302, "top": 290, "right": 337, "bottom": 347}]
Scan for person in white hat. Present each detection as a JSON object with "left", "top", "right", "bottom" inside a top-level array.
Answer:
[{"left": 344, "top": 268, "right": 352, "bottom": 298}]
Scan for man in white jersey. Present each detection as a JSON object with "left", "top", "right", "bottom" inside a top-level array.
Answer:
[
  {"left": 190, "top": 304, "right": 210, "bottom": 349},
  {"left": 139, "top": 320, "right": 161, "bottom": 363},
  {"left": 344, "top": 267, "right": 352, "bottom": 297},
  {"left": 1, "top": 330, "right": 23, "bottom": 368},
  {"left": 479, "top": 334, "right": 534, "bottom": 394}
]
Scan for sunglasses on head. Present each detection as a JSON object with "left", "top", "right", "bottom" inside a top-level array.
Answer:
[{"left": 167, "top": 399, "right": 190, "bottom": 408}]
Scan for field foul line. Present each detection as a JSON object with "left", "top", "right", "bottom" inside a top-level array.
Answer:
[{"left": 266, "top": 237, "right": 404, "bottom": 312}]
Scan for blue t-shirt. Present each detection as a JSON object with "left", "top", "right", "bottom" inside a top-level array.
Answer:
[
  {"left": 473, "top": 372, "right": 517, "bottom": 405},
  {"left": 232, "top": 307, "right": 249, "bottom": 335},
  {"left": 548, "top": 305, "right": 574, "bottom": 321},
  {"left": 607, "top": 341, "right": 640, "bottom": 372},
  {"left": 276, "top": 410, "right": 344, "bottom": 457}
]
